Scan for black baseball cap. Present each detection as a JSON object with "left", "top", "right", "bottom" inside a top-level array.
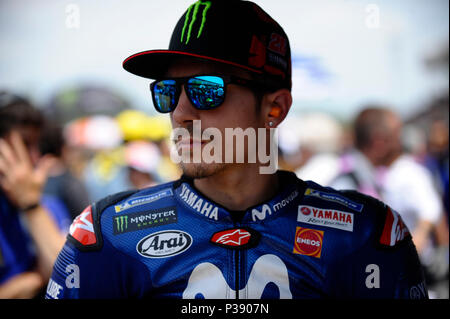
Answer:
[{"left": 123, "top": 0, "right": 292, "bottom": 91}]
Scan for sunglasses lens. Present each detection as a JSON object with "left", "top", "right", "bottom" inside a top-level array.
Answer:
[
  {"left": 187, "top": 76, "right": 225, "bottom": 109},
  {"left": 152, "top": 80, "right": 178, "bottom": 113}
]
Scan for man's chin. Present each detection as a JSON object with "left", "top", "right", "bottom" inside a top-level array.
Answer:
[{"left": 180, "top": 162, "right": 225, "bottom": 179}]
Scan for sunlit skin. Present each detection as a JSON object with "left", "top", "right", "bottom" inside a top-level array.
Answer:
[
  {"left": 4, "top": 126, "right": 42, "bottom": 165},
  {"left": 0, "top": 128, "right": 50, "bottom": 209},
  {"left": 166, "top": 59, "right": 292, "bottom": 211}
]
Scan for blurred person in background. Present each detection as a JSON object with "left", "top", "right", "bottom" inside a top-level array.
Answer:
[
  {"left": 46, "top": 85, "right": 135, "bottom": 203},
  {"left": 329, "top": 107, "right": 385, "bottom": 199},
  {"left": 418, "top": 116, "right": 449, "bottom": 299},
  {"left": 330, "top": 106, "right": 448, "bottom": 298},
  {"left": 376, "top": 108, "right": 449, "bottom": 299},
  {"left": 64, "top": 111, "right": 178, "bottom": 201},
  {"left": 278, "top": 113, "right": 344, "bottom": 186},
  {"left": 116, "top": 110, "right": 181, "bottom": 183},
  {"left": 66, "top": 115, "right": 132, "bottom": 202},
  {"left": 124, "top": 140, "right": 162, "bottom": 189},
  {"left": 424, "top": 118, "right": 449, "bottom": 217},
  {"left": 40, "top": 121, "right": 90, "bottom": 222},
  {"left": 0, "top": 92, "right": 66, "bottom": 298}
]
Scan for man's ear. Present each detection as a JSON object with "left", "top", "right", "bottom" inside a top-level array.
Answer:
[{"left": 262, "top": 89, "right": 292, "bottom": 128}]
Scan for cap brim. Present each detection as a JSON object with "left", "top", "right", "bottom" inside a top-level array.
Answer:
[{"left": 123, "top": 50, "right": 262, "bottom": 80}]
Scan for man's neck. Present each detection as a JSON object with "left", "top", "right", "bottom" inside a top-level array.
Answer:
[
  {"left": 192, "top": 165, "right": 279, "bottom": 211},
  {"left": 384, "top": 152, "right": 402, "bottom": 167}
]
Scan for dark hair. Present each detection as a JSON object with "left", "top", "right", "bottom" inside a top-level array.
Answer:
[
  {"left": 354, "top": 106, "right": 393, "bottom": 150},
  {"left": 0, "top": 91, "right": 44, "bottom": 138},
  {"left": 39, "top": 122, "right": 65, "bottom": 157}
]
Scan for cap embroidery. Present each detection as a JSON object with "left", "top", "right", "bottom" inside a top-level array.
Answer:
[{"left": 181, "top": 0, "right": 212, "bottom": 45}]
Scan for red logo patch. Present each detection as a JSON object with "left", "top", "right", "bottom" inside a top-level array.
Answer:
[
  {"left": 69, "top": 205, "right": 97, "bottom": 246},
  {"left": 379, "top": 207, "right": 410, "bottom": 246},
  {"left": 210, "top": 228, "right": 260, "bottom": 249},
  {"left": 293, "top": 227, "right": 324, "bottom": 258},
  {"left": 301, "top": 206, "right": 311, "bottom": 215}
]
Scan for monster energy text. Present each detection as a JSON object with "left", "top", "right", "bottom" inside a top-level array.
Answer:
[
  {"left": 113, "top": 207, "right": 178, "bottom": 235},
  {"left": 181, "top": 0, "right": 212, "bottom": 44}
]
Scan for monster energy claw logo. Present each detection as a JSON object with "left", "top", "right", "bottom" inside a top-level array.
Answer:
[
  {"left": 113, "top": 207, "right": 178, "bottom": 235},
  {"left": 181, "top": 0, "right": 212, "bottom": 44},
  {"left": 115, "top": 216, "right": 128, "bottom": 233}
]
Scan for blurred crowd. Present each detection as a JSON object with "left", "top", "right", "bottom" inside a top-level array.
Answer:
[
  {"left": 0, "top": 85, "right": 448, "bottom": 299},
  {"left": 0, "top": 87, "right": 181, "bottom": 298},
  {"left": 279, "top": 95, "right": 449, "bottom": 299}
]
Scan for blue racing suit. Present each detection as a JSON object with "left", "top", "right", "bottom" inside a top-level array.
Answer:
[
  {"left": 0, "top": 190, "right": 70, "bottom": 285},
  {"left": 45, "top": 170, "right": 428, "bottom": 299},
  {"left": 0, "top": 191, "right": 36, "bottom": 285}
]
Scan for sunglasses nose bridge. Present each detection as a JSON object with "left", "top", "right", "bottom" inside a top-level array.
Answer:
[{"left": 171, "top": 84, "right": 200, "bottom": 124}]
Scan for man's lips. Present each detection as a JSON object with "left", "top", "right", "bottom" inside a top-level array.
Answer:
[{"left": 175, "top": 139, "right": 211, "bottom": 148}]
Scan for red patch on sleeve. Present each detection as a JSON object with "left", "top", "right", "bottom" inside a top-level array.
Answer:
[
  {"left": 380, "top": 207, "right": 410, "bottom": 246},
  {"left": 69, "top": 206, "right": 97, "bottom": 246}
]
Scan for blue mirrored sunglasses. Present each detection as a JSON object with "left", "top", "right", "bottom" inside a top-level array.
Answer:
[{"left": 150, "top": 75, "right": 263, "bottom": 113}]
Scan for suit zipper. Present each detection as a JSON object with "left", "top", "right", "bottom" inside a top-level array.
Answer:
[
  {"left": 233, "top": 221, "right": 240, "bottom": 299},
  {"left": 235, "top": 249, "right": 239, "bottom": 299}
]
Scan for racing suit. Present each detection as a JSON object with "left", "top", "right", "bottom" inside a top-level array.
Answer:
[
  {"left": 45, "top": 170, "right": 428, "bottom": 299},
  {"left": 0, "top": 191, "right": 36, "bottom": 285}
]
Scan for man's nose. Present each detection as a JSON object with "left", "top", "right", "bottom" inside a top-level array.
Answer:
[{"left": 170, "top": 87, "right": 199, "bottom": 125}]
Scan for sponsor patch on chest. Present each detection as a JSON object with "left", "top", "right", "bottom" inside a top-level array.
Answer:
[
  {"left": 113, "top": 207, "right": 177, "bottom": 235},
  {"left": 136, "top": 230, "right": 192, "bottom": 258},
  {"left": 293, "top": 227, "right": 324, "bottom": 258},
  {"left": 297, "top": 205, "right": 354, "bottom": 232},
  {"left": 210, "top": 228, "right": 261, "bottom": 249}
]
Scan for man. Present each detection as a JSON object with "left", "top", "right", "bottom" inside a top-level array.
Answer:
[
  {"left": 329, "top": 107, "right": 388, "bottom": 199},
  {"left": 0, "top": 92, "right": 66, "bottom": 298},
  {"left": 331, "top": 107, "right": 448, "bottom": 298},
  {"left": 331, "top": 107, "right": 445, "bottom": 256},
  {"left": 40, "top": 122, "right": 90, "bottom": 222},
  {"left": 47, "top": 0, "right": 427, "bottom": 299},
  {"left": 377, "top": 109, "right": 444, "bottom": 255},
  {"left": 124, "top": 141, "right": 162, "bottom": 189}
]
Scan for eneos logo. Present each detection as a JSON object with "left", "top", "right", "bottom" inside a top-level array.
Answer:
[{"left": 293, "top": 227, "right": 324, "bottom": 258}]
